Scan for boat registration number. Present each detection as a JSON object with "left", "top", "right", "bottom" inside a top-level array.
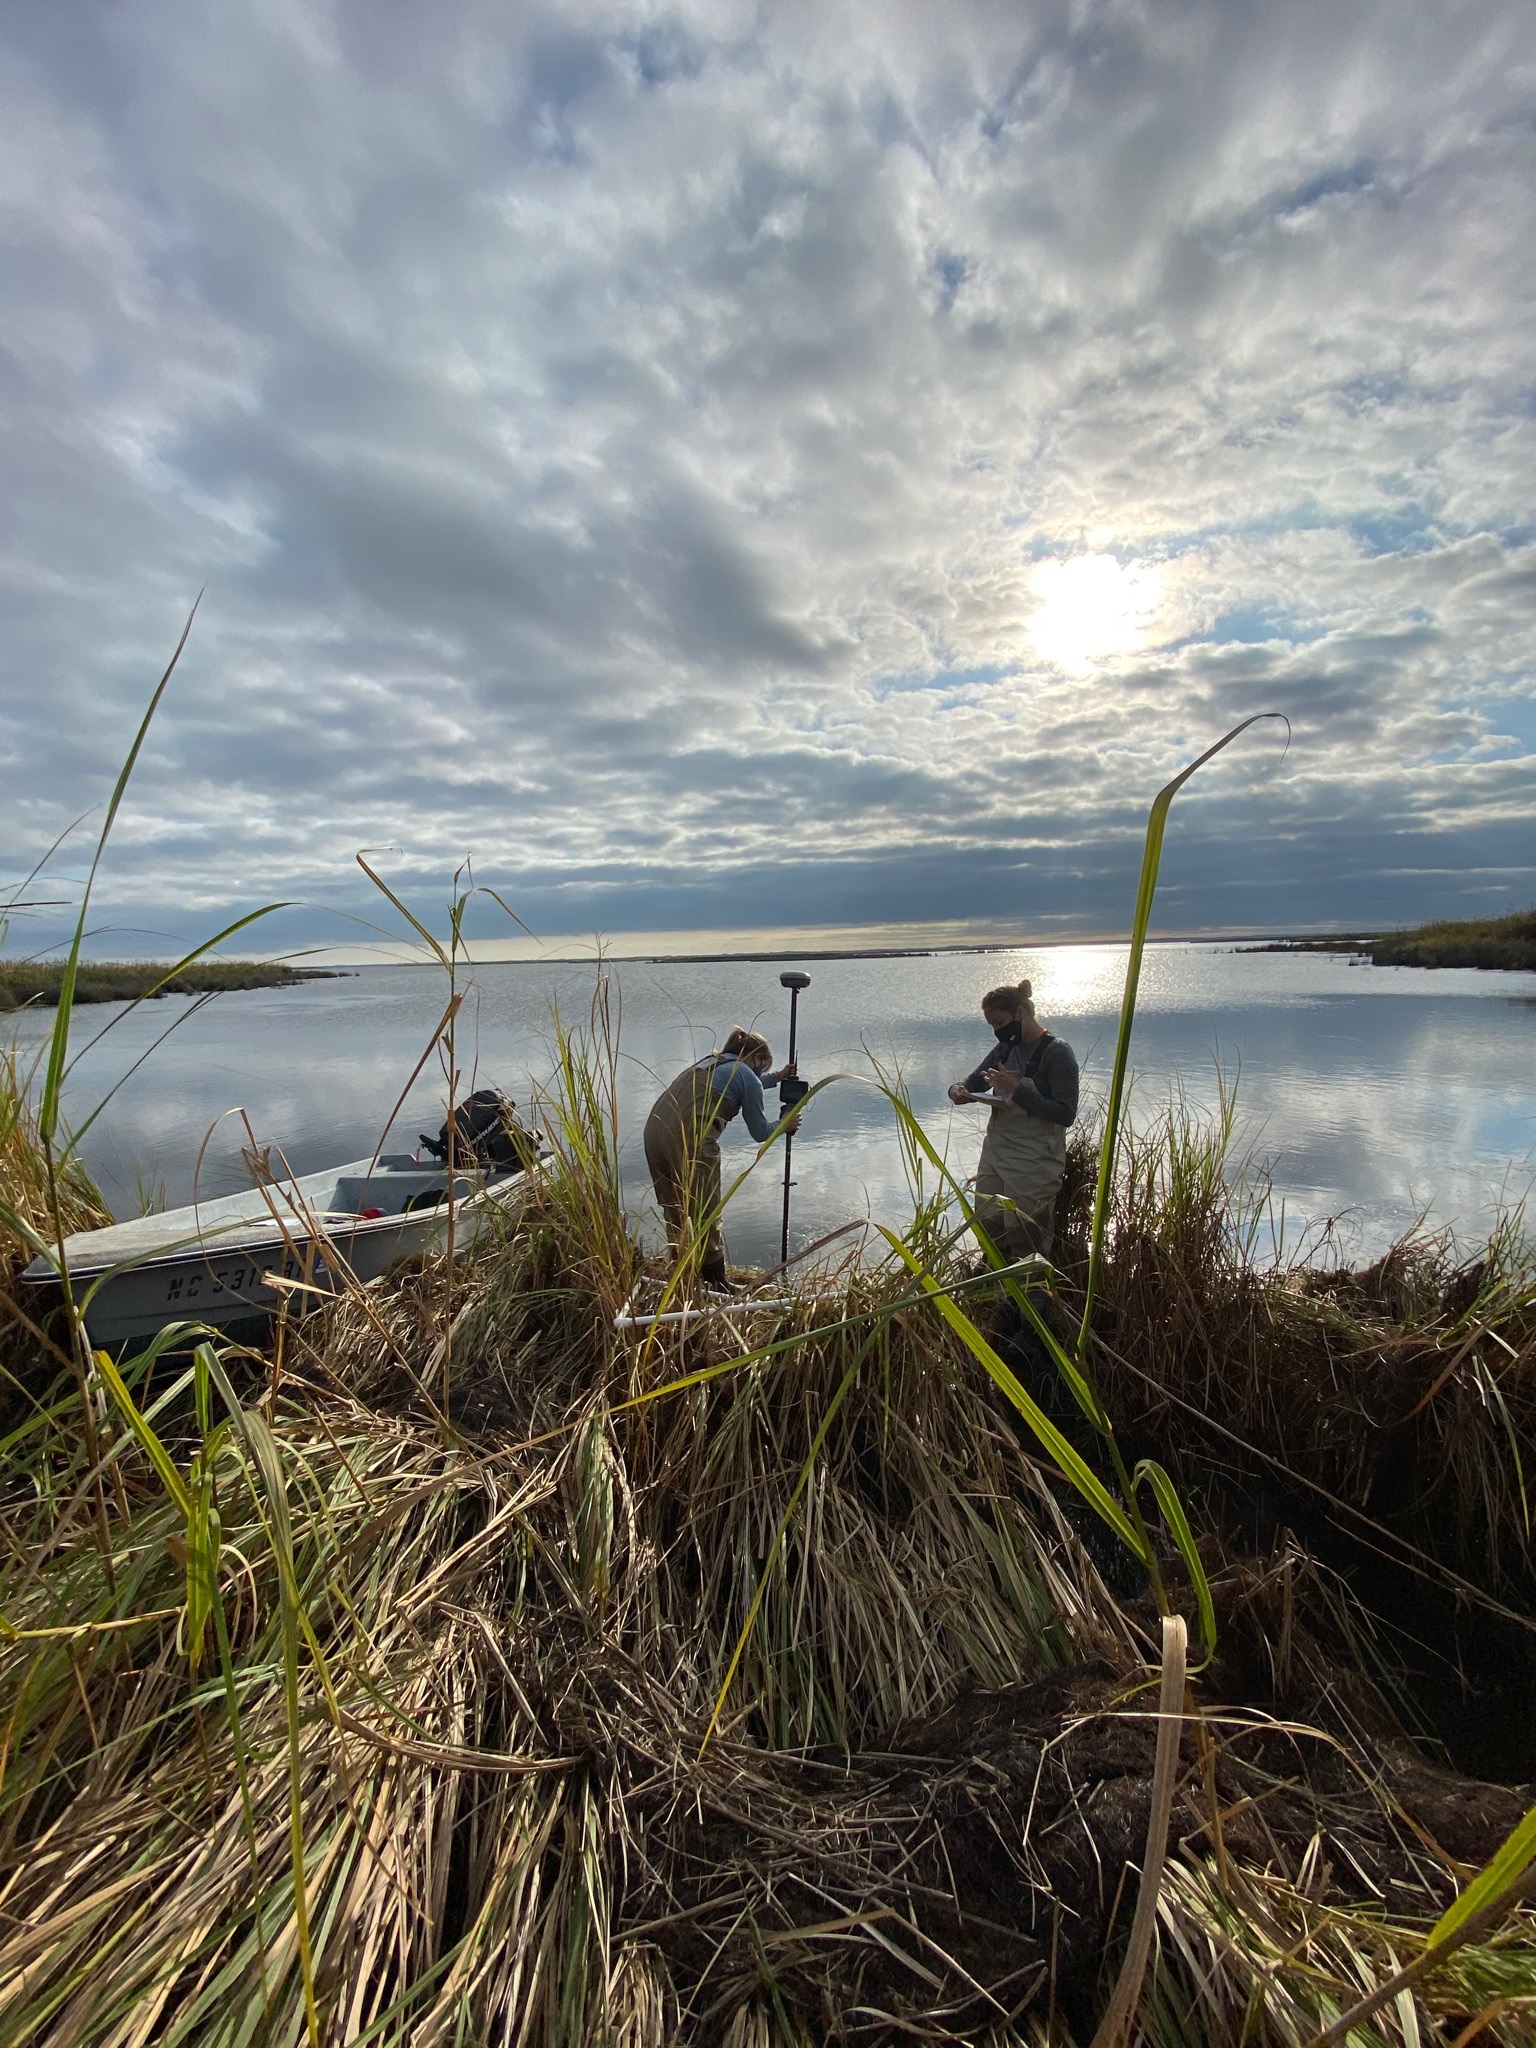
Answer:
[{"left": 163, "top": 1252, "right": 330, "bottom": 1305}]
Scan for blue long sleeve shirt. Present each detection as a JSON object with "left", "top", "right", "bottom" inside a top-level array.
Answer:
[{"left": 697, "top": 1054, "right": 777, "bottom": 1141}]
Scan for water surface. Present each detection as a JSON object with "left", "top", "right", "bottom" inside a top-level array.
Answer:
[{"left": 10, "top": 944, "right": 1534, "bottom": 1269}]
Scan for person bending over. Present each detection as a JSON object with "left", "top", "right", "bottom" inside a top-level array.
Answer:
[
  {"left": 644, "top": 1028, "right": 799, "bottom": 1289},
  {"left": 948, "top": 980, "right": 1079, "bottom": 1260}
]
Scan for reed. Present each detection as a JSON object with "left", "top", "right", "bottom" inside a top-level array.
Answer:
[
  {"left": 0, "top": 1043, "right": 110, "bottom": 1274},
  {"left": 0, "top": 1040, "right": 111, "bottom": 1425}
]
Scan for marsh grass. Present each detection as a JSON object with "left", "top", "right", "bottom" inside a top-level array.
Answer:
[
  {"left": 1370, "top": 907, "right": 1536, "bottom": 972},
  {"left": 8, "top": 685, "right": 1536, "bottom": 2042},
  {"left": 0, "top": 1042, "right": 110, "bottom": 1282},
  {"left": 0, "top": 1041, "right": 113, "bottom": 1522},
  {"left": 0, "top": 959, "right": 338, "bottom": 1010},
  {"left": 1258, "top": 907, "right": 1536, "bottom": 971},
  {"left": 7, "top": 1036, "right": 1536, "bottom": 2043},
  {"left": 1063, "top": 1088, "right": 1536, "bottom": 1602}
]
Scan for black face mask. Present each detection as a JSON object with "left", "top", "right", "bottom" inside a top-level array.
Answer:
[{"left": 994, "top": 1020, "right": 1022, "bottom": 1047}]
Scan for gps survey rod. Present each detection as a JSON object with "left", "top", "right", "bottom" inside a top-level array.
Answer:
[{"left": 777, "top": 970, "right": 811, "bottom": 1265}]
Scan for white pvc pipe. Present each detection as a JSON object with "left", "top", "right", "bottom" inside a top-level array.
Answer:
[
  {"left": 613, "top": 1292, "right": 810, "bottom": 1331},
  {"left": 612, "top": 1254, "right": 1050, "bottom": 1332}
]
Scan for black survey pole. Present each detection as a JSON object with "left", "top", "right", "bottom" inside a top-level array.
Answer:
[{"left": 778, "top": 971, "right": 811, "bottom": 1265}]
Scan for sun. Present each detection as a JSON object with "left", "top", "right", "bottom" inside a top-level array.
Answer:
[{"left": 1028, "top": 553, "right": 1162, "bottom": 671}]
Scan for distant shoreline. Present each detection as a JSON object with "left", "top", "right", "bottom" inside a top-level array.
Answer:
[
  {"left": 635, "top": 942, "right": 1019, "bottom": 964},
  {"left": 1246, "top": 907, "right": 1536, "bottom": 972},
  {"left": 1242, "top": 933, "right": 1388, "bottom": 954},
  {"left": 19, "top": 911, "right": 1535, "bottom": 990},
  {"left": 0, "top": 961, "right": 350, "bottom": 1010},
  {"left": 299, "top": 933, "right": 1299, "bottom": 969}
]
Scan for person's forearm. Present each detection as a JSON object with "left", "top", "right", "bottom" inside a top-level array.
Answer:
[
  {"left": 1008, "top": 1079, "right": 1073, "bottom": 1124},
  {"left": 1008, "top": 1047, "right": 1079, "bottom": 1125},
  {"left": 738, "top": 1073, "right": 776, "bottom": 1142},
  {"left": 741, "top": 1090, "right": 774, "bottom": 1140}
]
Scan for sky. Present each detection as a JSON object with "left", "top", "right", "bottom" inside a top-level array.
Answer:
[{"left": 2, "top": 0, "right": 1534, "bottom": 961}]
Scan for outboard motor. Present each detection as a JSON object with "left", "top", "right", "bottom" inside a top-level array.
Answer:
[{"left": 420, "top": 1088, "right": 539, "bottom": 1172}]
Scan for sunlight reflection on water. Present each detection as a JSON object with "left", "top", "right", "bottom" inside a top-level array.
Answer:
[{"left": 9, "top": 943, "right": 1534, "bottom": 1269}]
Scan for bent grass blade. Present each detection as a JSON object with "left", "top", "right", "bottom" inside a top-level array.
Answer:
[
  {"left": 65, "top": 904, "right": 295, "bottom": 1139},
  {"left": 876, "top": 1226, "right": 1143, "bottom": 1557},
  {"left": 1431, "top": 1797, "right": 1536, "bottom": 1947},
  {"left": 876, "top": 1083, "right": 1112, "bottom": 1432},
  {"left": 1134, "top": 1457, "right": 1216, "bottom": 1664},
  {"left": 1080, "top": 713, "right": 1288, "bottom": 1355}
]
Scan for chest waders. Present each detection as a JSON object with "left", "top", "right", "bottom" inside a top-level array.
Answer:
[
  {"left": 975, "top": 1033, "right": 1066, "bottom": 1259},
  {"left": 643, "top": 1056, "right": 735, "bottom": 1283}
]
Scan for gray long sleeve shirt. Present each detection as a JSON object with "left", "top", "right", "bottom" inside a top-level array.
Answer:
[{"left": 962, "top": 1031, "right": 1080, "bottom": 1127}]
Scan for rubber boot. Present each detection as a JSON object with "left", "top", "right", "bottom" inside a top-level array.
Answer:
[{"left": 701, "top": 1257, "right": 739, "bottom": 1295}]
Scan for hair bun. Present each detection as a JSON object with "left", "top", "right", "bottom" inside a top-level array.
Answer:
[{"left": 1017, "top": 979, "right": 1032, "bottom": 1001}]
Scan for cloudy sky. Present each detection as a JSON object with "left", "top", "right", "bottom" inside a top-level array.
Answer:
[{"left": 3, "top": 0, "right": 1534, "bottom": 959}]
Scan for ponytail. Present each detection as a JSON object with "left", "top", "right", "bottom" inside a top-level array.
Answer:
[
  {"left": 982, "top": 980, "right": 1036, "bottom": 1022},
  {"left": 720, "top": 1027, "right": 773, "bottom": 1065}
]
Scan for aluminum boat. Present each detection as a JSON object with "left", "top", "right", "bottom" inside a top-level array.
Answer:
[{"left": 21, "top": 1149, "right": 547, "bottom": 1349}]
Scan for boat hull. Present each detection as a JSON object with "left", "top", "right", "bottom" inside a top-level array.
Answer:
[{"left": 22, "top": 1155, "right": 543, "bottom": 1349}]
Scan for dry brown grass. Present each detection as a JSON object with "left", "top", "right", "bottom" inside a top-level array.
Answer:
[
  {"left": 0, "top": 1042, "right": 111, "bottom": 1400},
  {"left": 1041, "top": 1097, "right": 1536, "bottom": 1603},
  {"left": 5, "top": 1030, "right": 1536, "bottom": 2042}
]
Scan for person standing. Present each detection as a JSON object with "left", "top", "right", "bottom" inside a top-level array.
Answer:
[
  {"left": 644, "top": 1028, "right": 798, "bottom": 1289},
  {"left": 948, "top": 981, "right": 1079, "bottom": 1259}
]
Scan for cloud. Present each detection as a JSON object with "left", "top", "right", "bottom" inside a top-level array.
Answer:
[{"left": 2, "top": 0, "right": 1534, "bottom": 958}]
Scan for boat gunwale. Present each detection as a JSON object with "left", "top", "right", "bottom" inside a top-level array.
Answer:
[{"left": 19, "top": 1154, "right": 547, "bottom": 1285}]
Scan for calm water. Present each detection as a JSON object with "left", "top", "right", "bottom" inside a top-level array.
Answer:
[{"left": 9, "top": 944, "right": 1535, "bottom": 1269}]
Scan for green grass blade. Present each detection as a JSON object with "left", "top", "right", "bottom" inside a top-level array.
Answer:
[
  {"left": 876, "top": 1083, "right": 1112, "bottom": 1431},
  {"left": 61, "top": 995, "right": 223, "bottom": 1154},
  {"left": 1431, "top": 1797, "right": 1536, "bottom": 1945},
  {"left": 192, "top": 1348, "right": 271, "bottom": 1999},
  {"left": 233, "top": 1403, "right": 323, "bottom": 2045},
  {"left": 189, "top": 1347, "right": 332, "bottom": 2039},
  {"left": 184, "top": 1442, "right": 219, "bottom": 1675},
  {"left": 1080, "top": 713, "right": 1287, "bottom": 1355},
  {"left": 1135, "top": 1456, "right": 1216, "bottom": 1661},
  {"left": 65, "top": 905, "right": 294, "bottom": 1133},
  {"left": 39, "top": 598, "right": 201, "bottom": 1148},
  {"left": 89, "top": 1344, "right": 192, "bottom": 1519},
  {"left": 877, "top": 1227, "right": 1144, "bottom": 1557}
]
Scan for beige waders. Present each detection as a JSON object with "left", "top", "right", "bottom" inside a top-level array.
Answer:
[
  {"left": 644, "top": 1058, "right": 733, "bottom": 1282},
  {"left": 975, "top": 1097, "right": 1066, "bottom": 1261}
]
